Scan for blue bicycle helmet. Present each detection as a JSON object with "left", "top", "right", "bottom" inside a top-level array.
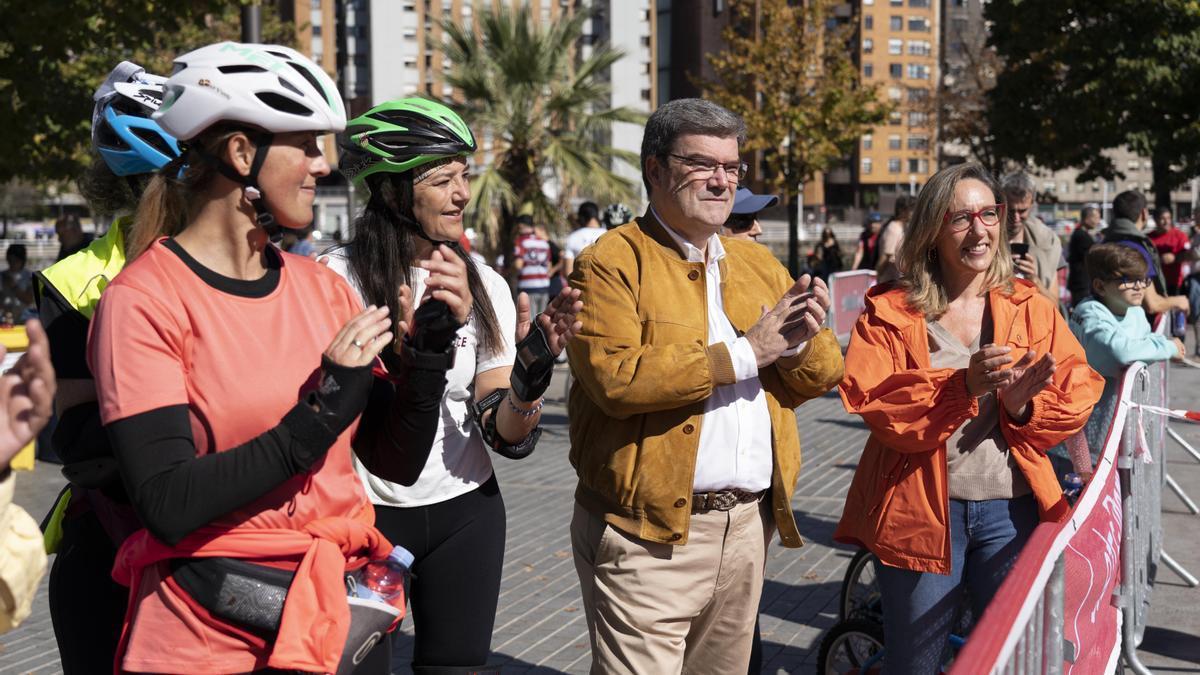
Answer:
[{"left": 92, "top": 62, "right": 181, "bottom": 176}]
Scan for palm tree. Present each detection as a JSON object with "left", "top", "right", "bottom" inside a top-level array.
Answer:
[{"left": 439, "top": 4, "right": 646, "bottom": 253}]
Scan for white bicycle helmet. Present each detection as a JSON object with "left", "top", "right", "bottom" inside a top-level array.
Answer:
[
  {"left": 153, "top": 42, "right": 346, "bottom": 238},
  {"left": 155, "top": 42, "right": 345, "bottom": 140}
]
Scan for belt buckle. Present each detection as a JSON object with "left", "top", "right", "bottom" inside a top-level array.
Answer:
[{"left": 712, "top": 491, "right": 738, "bottom": 511}]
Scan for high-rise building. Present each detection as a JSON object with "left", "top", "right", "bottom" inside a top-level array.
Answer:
[
  {"left": 283, "top": 0, "right": 352, "bottom": 238},
  {"left": 852, "top": 0, "right": 940, "bottom": 215}
]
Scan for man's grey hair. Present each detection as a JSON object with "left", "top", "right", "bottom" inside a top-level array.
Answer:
[
  {"left": 1000, "top": 171, "right": 1037, "bottom": 200},
  {"left": 1081, "top": 205, "right": 1100, "bottom": 220},
  {"left": 640, "top": 98, "right": 746, "bottom": 195}
]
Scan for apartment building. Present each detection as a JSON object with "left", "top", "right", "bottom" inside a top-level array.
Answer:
[{"left": 854, "top": 0, "right": 940, "bottom": 215}]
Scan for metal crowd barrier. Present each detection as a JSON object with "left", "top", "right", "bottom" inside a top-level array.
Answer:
[{"left": 948, "top": 351, "right": 1199, "bottom": 674}]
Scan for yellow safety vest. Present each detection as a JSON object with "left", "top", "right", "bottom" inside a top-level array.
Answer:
[
  {"left": 35, "top": 218, "right": 127, "bottom": 554},
  {"left": 37, "top": 217, "right": 127, "bottom": 319}
]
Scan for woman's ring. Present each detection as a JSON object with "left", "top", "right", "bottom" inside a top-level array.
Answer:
[{"left": 352, "top": 339, "right": 364, "bottom": 349}]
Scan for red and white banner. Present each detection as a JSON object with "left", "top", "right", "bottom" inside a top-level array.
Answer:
[{"left": 1061, "top": 463, "right": 1122, "bottom": 673}]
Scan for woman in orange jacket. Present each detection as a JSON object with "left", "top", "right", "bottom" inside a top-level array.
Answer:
[{"left": 834, "top": 163, "right": 1103, "bottom": 674}]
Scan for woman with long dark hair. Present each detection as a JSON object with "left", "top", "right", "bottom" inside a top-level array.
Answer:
[{"left": 326, "top": 97, "right": 581, "bottom": 672}]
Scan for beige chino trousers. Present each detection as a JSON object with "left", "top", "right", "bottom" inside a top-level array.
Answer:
[{"left": 571, "top": 499, "right": 774, "bottom": 674}]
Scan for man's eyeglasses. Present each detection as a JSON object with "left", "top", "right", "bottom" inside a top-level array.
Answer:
[
  {"left": 943, "top": 204, "right": 1005, "bottom": 232},
  {"left": 668, "top": 154, "right": 748, "bottom": 183},
  {"left": 1110, "top": 277, "right": 1152, "bottom": 290},
  {"left": 726, "top": 213, "right": 756, "bottom": 232}
]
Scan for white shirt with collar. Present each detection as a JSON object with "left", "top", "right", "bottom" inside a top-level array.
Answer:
[{"left": 652, "top": 206, "right": 788, "bottom": 493}]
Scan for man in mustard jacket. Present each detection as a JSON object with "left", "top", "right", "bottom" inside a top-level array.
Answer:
[{"left": 566, "top": 98, "right": 845, "bottom": 673}]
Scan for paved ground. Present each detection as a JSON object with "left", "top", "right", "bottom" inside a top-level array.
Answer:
[{"left": 2, "top": 360, "right": 1199, "bottom": 674}]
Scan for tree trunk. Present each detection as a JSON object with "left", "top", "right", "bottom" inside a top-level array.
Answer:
[
  {"left": 1150, "top": 151, "right": 1173, "bottom": 212},
  {"left": 787, "top": 196, "right": 799, "bottom": 278}
]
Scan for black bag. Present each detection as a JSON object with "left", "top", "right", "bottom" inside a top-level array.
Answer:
[{"left": 171, "top": 557, "right": 401, "bottom": 673}]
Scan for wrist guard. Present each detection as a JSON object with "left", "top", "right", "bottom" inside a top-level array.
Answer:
[
  {"left": 510, "top": 324, "right": 554, "bottom": 403},
  {"left": 309, "top": 356, "right": 374, "bottom": 436},
  {"left": 410, "top": 299, "right": 462, "bottom": 353},
  {"left": 471, "top": 388, "right": 542, "bottom": 460}
]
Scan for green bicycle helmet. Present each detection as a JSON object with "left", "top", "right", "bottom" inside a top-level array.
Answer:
[{"left": 339, "top": 97, "right": 476, "bottom": 186}]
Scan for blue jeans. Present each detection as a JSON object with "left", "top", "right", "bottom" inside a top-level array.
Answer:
[{"left": 875, "top": 494, "right": 1039, "bottom": 674}]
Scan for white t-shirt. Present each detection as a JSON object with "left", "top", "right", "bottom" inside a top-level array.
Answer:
[
  {"left": 564, "top": 226, "right": 606, "bottom": 260},
  {"left": 321, "top": 247, "right": 517, "bottom": 507}
]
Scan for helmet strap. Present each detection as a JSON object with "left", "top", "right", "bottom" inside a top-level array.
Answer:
[{"left": 199, "top": 132, "right": 283, "bottom": 243}]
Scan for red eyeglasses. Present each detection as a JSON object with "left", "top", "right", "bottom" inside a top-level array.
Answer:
[{"left": 943, "top": 204, "right": 1005, "bottom": 232}]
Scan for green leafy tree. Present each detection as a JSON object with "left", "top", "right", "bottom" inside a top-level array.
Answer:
[
  {"left": 701, "top": 0, "right": 891, "bottom": 275},
  {"left": 987, "top": 0, "right": 1200, "bottom": 208},
  {"left": 439, "top": 4, "right": 646, "bottom": 254},
  {"left": 0, "top": 1, "right": 295, "bottom": 185}
]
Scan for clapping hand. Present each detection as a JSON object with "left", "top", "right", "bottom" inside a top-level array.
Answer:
[
  {"left": 0, "top": 320, "right": 55, "bottom": 471},
  {"left": 1000, "top": 350, "right": 1057, "bottom": 422},
  {"left": 516, "top": 287, "right": 583, "bottom": 356},
  {"left": 417, "top": 245, "right": 473, "bottom": 325},
  {"left": 965, "top": 344, "right": 1014, "bottom": 397},
  {"left": 745, "top": 274, "right": 830, "bottom": 368}
]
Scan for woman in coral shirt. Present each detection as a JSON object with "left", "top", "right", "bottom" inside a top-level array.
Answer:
[{"left": 834, "top": 163, "right": 1103, "bottom": 674}]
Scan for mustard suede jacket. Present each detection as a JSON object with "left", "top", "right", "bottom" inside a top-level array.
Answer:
[{"left": 565, "top": 213, "right": 845, "bottom": 547}]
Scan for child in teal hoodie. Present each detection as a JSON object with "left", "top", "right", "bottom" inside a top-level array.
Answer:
[{"left": 1068, "top": 243, "right": 1184, "bottom": 467}]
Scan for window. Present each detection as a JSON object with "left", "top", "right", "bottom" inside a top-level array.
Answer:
[
  {"left": 862, "top": 158, "right": 873, "bottom": 174},
  {"left": 889, "top": 15, "right": 902, "bottom": 30},
  {"left": 908, "top": 158, "right": 929, "bottom": 173},
  {"left": 864, "top": 63, "right": 874, "bottom": 77},
  {"left": 863, "top": 0, "right": 874, "bottom": 4},
  {"left": 890, "top": 0, "right": 902, "bottom": 5},
  {"left": 908, "top": 111, "right": 929, "bottom": 126},
  {"left": 907, "top": 40, "right": 931, "bottom": 56},
  {"left": 909, "top": 0, "right": 930, "bottom": 6},
  {"left": 863, "top": 38, "right": 874, "bottom": 53},
  {"left": 888, "top": 39, "right": 902, "bottom": 55},
  {"left": 889, "top": 63, "right": 903, "bottom": 78},
  {"left": 1127, "top": 159, "right": 1139, "bottom": 171},
  {"left": 887, "top": 86, "right": 902, "bottom": 101},
  {"left": 888, "top": 134, "right": 902, "bottom": 149},
  {"left": 863, "top": 133, "right": 874, "bottom": 150},
  {"left": 907, "top": 87, "right": 929, "bottom": 102},
  {"left": 907, "top": 64, "right": 930, "bottom": 79},
  {"left": 888, "top": 158, "right": 902, "bottom": 173},
  {"left": 907, "top": 135, "right": 929, "bottom": 150},
  {"left": 864, "top": 15, "right": 874, "bottom": 29},
  {"left": 908, "top": 16, "right": 930, "bottom": 31},
  {"left": 888, "top": 111, "right": 903, "bottom": 125}
]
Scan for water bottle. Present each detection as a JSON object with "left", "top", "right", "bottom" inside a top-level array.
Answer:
[{"left": 348, "top": 545, "right": 414, "bottom": 611}]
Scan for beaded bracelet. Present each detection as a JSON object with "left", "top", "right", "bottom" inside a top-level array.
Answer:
[{"left": 507, "top": 393, "right": 545, "bottom": 417}]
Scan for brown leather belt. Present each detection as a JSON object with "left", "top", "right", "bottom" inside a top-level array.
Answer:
[{"left": 691, "top": 489, "right": 766, "bottom": 513}]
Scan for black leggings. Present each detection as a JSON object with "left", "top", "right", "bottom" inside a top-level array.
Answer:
[
  {"left": 371, "top": 476, "right": 506, "bottom": 669},
  {"left": 49, "top": 509, "right": 128, "bottom": 675}
]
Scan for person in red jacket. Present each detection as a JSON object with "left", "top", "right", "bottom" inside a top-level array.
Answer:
[
  {"left": 1148, "top": 206, "right": 1190, "bottom": 294},
  {"left": 834, "top": 163, "right": 1103, "bottom": 674}
]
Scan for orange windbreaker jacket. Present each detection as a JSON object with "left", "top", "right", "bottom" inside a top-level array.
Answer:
[{"left": 833, "top": 280, "right": 1104, "bottom": 574}]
